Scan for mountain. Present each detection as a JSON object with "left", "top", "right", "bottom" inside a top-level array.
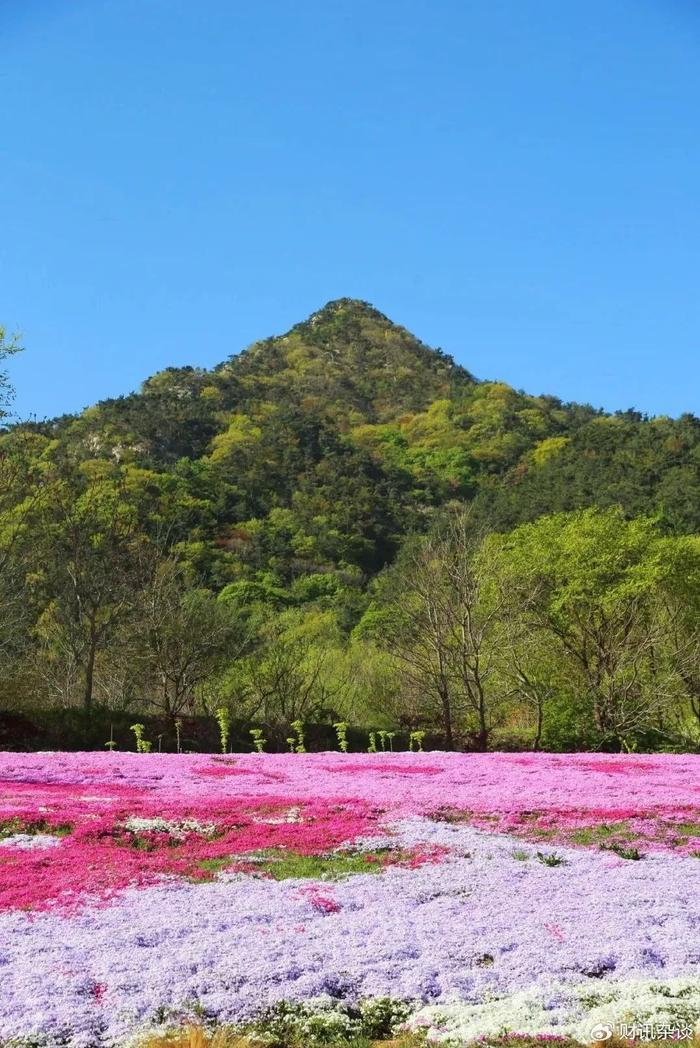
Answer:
[{"left": 13, "top": 298, "right": 700, "bottom": 585}]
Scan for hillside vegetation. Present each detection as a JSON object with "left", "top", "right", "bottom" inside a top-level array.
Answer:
[{"left": 1, "top": 301, "right": 698, "bottom": 752}]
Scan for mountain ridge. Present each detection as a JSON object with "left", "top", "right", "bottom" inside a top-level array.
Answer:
[
  {"left": 7, "top": 300, "right": 700, "bottom": 574},
  {"left": 22, "top": 297, "right": 689, "bottom": 428}
]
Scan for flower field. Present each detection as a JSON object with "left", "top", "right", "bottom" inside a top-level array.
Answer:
[{"left": 1, "top": 752, "right": 700, "bottom": 1047}]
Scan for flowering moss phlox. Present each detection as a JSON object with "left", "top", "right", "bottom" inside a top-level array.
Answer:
[{"left": 1, "top": 751, "right": 700, "bottom": 1046}]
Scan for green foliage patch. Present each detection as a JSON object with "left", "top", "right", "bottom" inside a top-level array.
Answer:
[{"left": 199, "top": 848, "right": 405, "bottom": 882}]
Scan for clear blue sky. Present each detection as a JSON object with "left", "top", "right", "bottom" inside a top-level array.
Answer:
[{"left": 2, "top": 0, "right": 699, "bottom": 421}]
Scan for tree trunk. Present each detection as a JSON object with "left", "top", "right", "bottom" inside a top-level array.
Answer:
[
  {"left": 83, "top": 640, "right": 96, "bottom": 713},
  {"left": 438, "top": 680, "right": 454, "bottom": 750},
  {"left": 533, "top": 700, "right": 543, "bottom": 751},
  {"left": 474, "top": 725, "right": 489, "bottom": 752},
  {"left": 475, "top": 681, "right": 489, "bottom": 751}
]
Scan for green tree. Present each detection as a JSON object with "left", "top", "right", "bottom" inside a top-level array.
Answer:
[
  {"left": 34, "top": 465, "right": 148, "bottom": 711},
  {"left": 488, "top": 507, "right": 700, "bottom": 748},
  {"left": 0, "top": 329, "right": 30, "bottom": 672},
  {"left": 0, "top": 433, "right": 48, "bottom": 695},
  {"left": 133, "top": 558, "right": 245, "bottom": 722},
  {"left": 224, "top": 625, "right": 336, "bottom": 741},
  {"left": 0, "top": 327, "right": 21, "bottom": 423},
  {"left": 373, "top": 507, "right": 509, "bottom": 749}
]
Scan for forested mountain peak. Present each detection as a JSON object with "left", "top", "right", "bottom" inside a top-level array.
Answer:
[
  {"left": 286, "top": 296, "right": 459, "bottom": 369},
  {"left": 5, "top": 301, "right": 700, "bottom": 591},
  {"left": 295, "top": 296, "right": 393, "bottom": 331},
  {"left": 224, "top": 298, "right": 475, "bottom": 425}
]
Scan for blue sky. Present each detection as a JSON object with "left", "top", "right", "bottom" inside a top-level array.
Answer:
[{"left": 1, "top": 0, "right": 699, "bottom": 421}]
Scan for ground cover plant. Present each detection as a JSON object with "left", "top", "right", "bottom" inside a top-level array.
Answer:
[{"left": 1, "top": 751, "right": 699, "bottom": 1046}]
